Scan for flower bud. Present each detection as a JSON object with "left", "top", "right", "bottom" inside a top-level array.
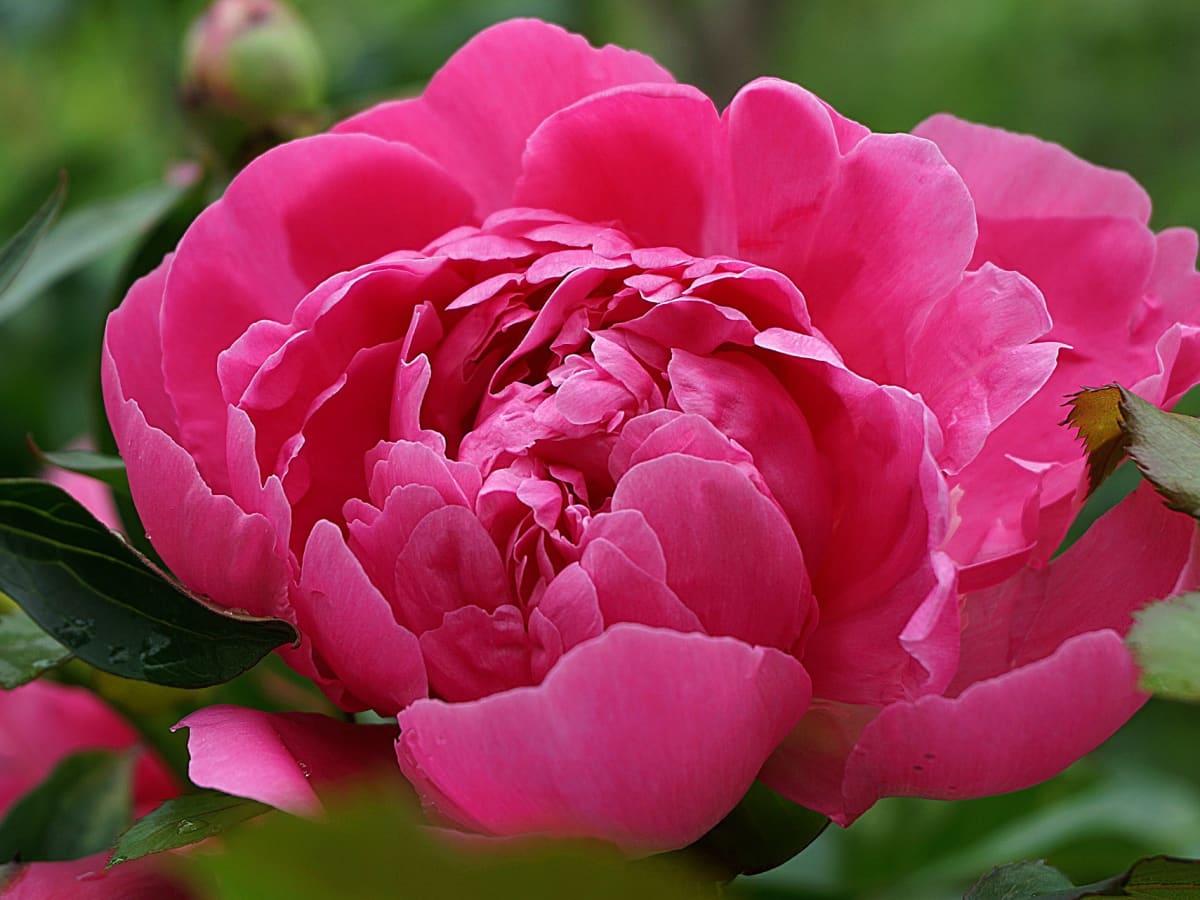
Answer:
[{"left": 181, "top": 0, "right": 324, "bottom": 127}]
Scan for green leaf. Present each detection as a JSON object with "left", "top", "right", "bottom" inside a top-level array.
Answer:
[
  {"left": 108, "top": 790, "right": 271, "bottom": 868},
  {"left": 1128, "top": 592, "right": 1200, "bottom": 701},
  {"left": 1114, "top": 855, "right": 1200, "bottom": 898},
  {"left": 0, "top": 601, "right": 71, "bottom": 688},
  {"left": 0, "top": 179, "right": 189, "bottom": 323},
  {"left": 28, "top": 441, "right": 130, "bottom": 497},
  {"left": 965, "top": 860, "right": 1077, "bottom": 899},
  {"left": 0, "top": 749, "right": 133, "bottom": 863},
  {"left": 0, "top": 479, "right": 296, "bottom": 688},
  {"left": 1119, "top": 387, "right": 1200, "bottom": 519},
  {"left": 183, "top": 786, "right": 707, "bottom": 900},
  {"left": 0, "top": 174, "right": 66, "bottom": 299},
  {"left": 671, "top": 780, "right": 828, "bottom": 878}
]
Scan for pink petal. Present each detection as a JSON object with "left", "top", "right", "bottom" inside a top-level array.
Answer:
[
  {"left": 515, "top": 84, "right": 736, "bottom": 257},
  {"left": 907, "top": 264, "right": 1061, "bottom": 473},
  {"left": 419, "top": 605, "right": 533, "bottom": 702},
  {"left": 101, "top": 389, "right": 288, "bottom": 619},
  {"left": 334, "top": 18, "right": 674, "bottom": 214},
  {"left": 952, "top": 481, "right": 1200, "bottom": 691},
  {"left": 176, "top": 706, "right": 399, "bottom": 815},
  {"left": 667, "top": 349, "right": 832, "bottom": 567},
  {"left": 294, "top": 520, "right": 428, "bottom": 714},
  {"left": 102, "top": 259, "right": 177, "bottom": 439},
  {"left": 839, "top": 630, "right": 1147, "bottom": 823},
  {"left": 727, "top": 93, "right": 977, "bottom": 381},
  {"left": 612, "top": 454, "right": 811, "bottom": 650},
  {"left": 725, "top": 78, "right": 840, "bottom": 269},
  {"left": 763, "top": 357, "right": 951, "bottom": 703},
  {"left": 2, "top": 853, "right": 191, "bottom": 899},
  {"left": 160, "top": 134, "right": 473, "bottom": 492},
  {"left": 392, "top": 505, "right": 513, "bottom": 634},
  {"left": 397, "top": 625, "right": 810, "bottom": 850},
  {"left": 528, "top": 563, "right": 604, "bottom": 681},
  {"left": 974, "top": 215, "right": 1156, "bottom": 353},
  {"left": 281, "top": 341, "right": 402, "bottom": 552},
  {"left": 581, "top": 537, "right": 703, "bottom": 633},
  {"left": 0, "top": 682, "right": 171, "bottom": 813},
  {"left": 914, "top": 114, "right": 1152, "bottom": 222}
]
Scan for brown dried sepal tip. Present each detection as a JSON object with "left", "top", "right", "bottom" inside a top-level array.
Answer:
[{"left": 1063, "top": 384, "right": 1128, "bottom": 495}]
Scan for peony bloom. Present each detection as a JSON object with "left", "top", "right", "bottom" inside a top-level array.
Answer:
[
  {"left": 103, "top": 19, "right": 1200, "bottom": 848},
  {"left": 0, "top": 682, "right": 188, "bottom": 899}
]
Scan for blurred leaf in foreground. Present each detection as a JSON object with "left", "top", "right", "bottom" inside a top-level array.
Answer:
[
  {"left": 1128, "top": 592, "right": 1200, "bottom": 701},
  {"left": 0, "top": 749, "right": 133, "bottom": 863},
  {"left": 185, "top": 786, "right": 707, "bottom": 900}
]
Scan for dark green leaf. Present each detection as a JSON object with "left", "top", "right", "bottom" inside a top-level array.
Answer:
[
  {"left": 965, "top": 860, "right": 1077, "bottom": 899},
  {"left": 0, "top": 601, "right": 71, "bottom": 688},
  {"left": 0, "top": 174, "right": 66, "bottom": 299},
  {"left": 1128, "top": 592, "right": 1200, "bottom": 701},
  {"left": 0, "top": 749, "right": 133, "bottom": 863},
  {"left": 0, "top": 180, "right": 189, "bottom": 323},
  {"left": 671, "top": 780, "right": 828, "bottom": 879},
  {"left": 0, "top": 479, "right": 296, "bottom": 688},
  {"left": 1120, "top": 387, "right": 1200, "bottom": 519},
  {"left": 28, "top": 441, "right": 130, "bottom": 497},
  {"left": 108, "top": 790, "right": 271, "bottom": 868},
  {"left": 184, "top": 786, "right": 707, "bottom": 900}
]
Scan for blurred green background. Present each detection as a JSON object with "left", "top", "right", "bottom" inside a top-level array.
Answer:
[{"left": 2, "top": 1, "right": 1199, "bottom": 897}]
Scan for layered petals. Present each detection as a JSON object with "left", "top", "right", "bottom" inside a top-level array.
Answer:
[
  {"left": 335, "top": 18, "right": 675, "bottom": 214},
  {"left": 764, "top": 480, "right": 1200, "bottom": 825}
]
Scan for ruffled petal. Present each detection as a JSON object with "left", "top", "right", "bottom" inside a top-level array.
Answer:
[
  {"left": 335, "top": 18, "right": 674, "bottom": 214},
  {"left": 906, "top": 264, "right": 1060, "bottom": 473},
  {"left": 914, "top": 114, "right": 1152, "bottom": 222},
  {"left": 160, "top": 134, "right": 474, "bottom": 491},
  {"left": 515, "top": 84, "right": 735, "bottom": 257}
]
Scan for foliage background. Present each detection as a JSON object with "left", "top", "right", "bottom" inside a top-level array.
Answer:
[{"left": 2, "top": 1, "right": 1198, "bottom": 896}]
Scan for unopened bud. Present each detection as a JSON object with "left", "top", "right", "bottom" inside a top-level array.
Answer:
[{"left": 181, "top": 0, "right": 324, "bottom": 126}]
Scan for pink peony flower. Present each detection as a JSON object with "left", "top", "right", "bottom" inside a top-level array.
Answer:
[
  {"left": 0, "top": 682, "right": 189, "bottom": 899},
  {"left": 102, "top": 19, "right": 1200, "bottom": 848}
]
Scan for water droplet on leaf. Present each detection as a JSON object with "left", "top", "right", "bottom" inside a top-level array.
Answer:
[
  {"left": 177, "top": 818, "right": 207, "bottom": 835},
  {"left": 56, "top": 617, "right": 95, "bottom": 648}
]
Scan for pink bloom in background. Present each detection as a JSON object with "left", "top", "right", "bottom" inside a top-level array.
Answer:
[
  {"left": 101, "top": 19, "right": 1200, "bottom": 848},
  {"left": 0, "top": 682, "right": 188, "bottom": 899}
]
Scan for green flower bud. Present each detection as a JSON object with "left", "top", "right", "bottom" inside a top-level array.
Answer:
[{"left": 181, "top": 0, "right": 324, "bottom": 126}]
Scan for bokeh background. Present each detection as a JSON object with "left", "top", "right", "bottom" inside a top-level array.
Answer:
[{"left": 2, "top": 1, "right": 1199, "bottom": 897}]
